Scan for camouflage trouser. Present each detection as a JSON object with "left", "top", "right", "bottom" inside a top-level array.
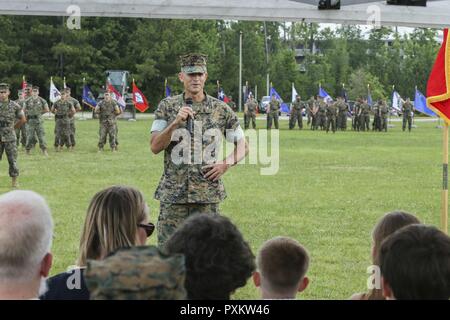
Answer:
[
  {"left": 317, "top": 114, "right": 326, "bottom": 130},
  {"left": 26, "top": 120, "right": 47, "bottom": 151},
  {"left": 0, "top": 141, "right": 19, "bottom": 177},
  {"left": 338, "top": 113, "right": 347, "bottom": 130},
  {"left": 289, "top": 112, "right": 303, "bottom": 129},
  {"left": 361, "top": 114, "right": 370, "bottom": 131},
  {"left": 15, "top": 123, "right": 27, "bottom": 147},
  {"left": 307, "top": 112, "right": 312, "bottom": 126},
  {"left": 326, "top": 116, "right": 336, "bottom": 133},
  {"left": 267, "top": 111, "right": 279, "bottom": 129},
  {"left": 373, "top": 115, "right": 381, "bottom": 131},
  {"left": 157, "top": 202, "right": 220, "bottom": 248},
  {"left": 98, "top": 120, "right": 117, "bottom": 149},
  {"left": 244, "top": 112, "right": 256, "bottom": 129},
  {"left": 69, "top": 117, "right": 76, "bottom": 147},
  {"left": 55, "top": 118, "right": 72, "bottom": 148},
  {"left": 381, "top": 116, "right": 388, "bottom": 132},
  {"left": 403, "top": 115, "right": 412, "bottom": 131}
]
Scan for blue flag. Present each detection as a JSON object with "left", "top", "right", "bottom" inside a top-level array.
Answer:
[
  {"left": 269, "top": 87, "right": 290, "bottom": 113},
  {"left": 165, "top": 85, "right": 171, "bottom": 98},
  {"left": 318, "top": 87, "right": 333, "bottom": 103},
  {"left": 82, "top": 85, "right": 97, "bottom": 109},
  {"left": 414, "top": 89, "right": 436, "bottom": 117}
]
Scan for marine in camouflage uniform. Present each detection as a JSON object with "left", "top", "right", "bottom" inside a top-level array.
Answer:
[
  {"left": 95, "top": 90, "right": 121, "bottom": 151},
  {"left": 0, "top": 83, "right": 26, "bottom": 188},
  {"left": 66, "top": 87, "right": 81, "bottom": 149},
  {"left": 227, "top": 96, "right": 237, "bottom": 112},
  {"left": 51, "top": 88, "right": 75, "bottom": 150},
  {"left": 326, "top": 101, "right": 338, "bottom": 133},
  {"left": 150, "top": 53, "right": 247, "bottom": 248},
  {"left": 402, "top": 98, "right": 414, "bottom": 132},
  {"left": 316, "top": 98, "right": 327, "bottom": 130},
  {"left": 352, "top": 98, "right": 362, "bottom": 131},
  {"left": 359, "top": 99, "right": 371, "bottom": 132},
  {"left": 23, "top": 86, "right": 49, "bottom": 155},
  {"left": 85, "top": 246, "right": 186, "bottom": 300},
  {"left": 380, "top": 100, "right": 389, "bottom": 132},
  {"left": 289, "top": 95, "right": 304, "bottom": 130},
  {"left": 306, "top": 96, "right": 315, "bottom": 127},
  {"left": 336, "top": 97, "right": 349, "bottom": 131},
  {"left": 14, "top": 90, "right": 27, "bottom": 148},
  {"left": 372, "top": 101, "right": 381, "bottom": 131},
  {"left": 244, "top": 95, "right": 257, "bottom": 129},
  {"left": 267, "top": 94, "right": 280, "bottom": 129}
]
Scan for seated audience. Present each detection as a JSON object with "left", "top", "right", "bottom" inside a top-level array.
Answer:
[
  {"left": 41, "top": 185, "right": 154, "bottom": 300},
  {"left": 165, "top": 214, "right": 255, "bottom": 300},
  {"left": 253, "top": 236, "right": 310, "bottom": 299},
  {"left": 380, "top": 224, "right": 450, "bottom": 300},
  {"left": 85, "top": 246, "right": 186, "bottom": 300},
  {"left": 0, "top": 190, "right": 53, "bottom": 300},
  {"left": 350, "top": 211, "right": 420, "bottom": 300}
]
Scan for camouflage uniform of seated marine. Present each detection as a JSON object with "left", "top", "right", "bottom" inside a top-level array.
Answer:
[
  {"left": 23, "top": 86, "right": 49, "bottom": 155},
  {"left": 0, "top": 83, "right": 26, "bottom": 188},
  {"left": 85, "top": 246, "right": 186, "bottom": 300},
  {"left": 151, "top": 53, "right": 245, "bottom": 248}
]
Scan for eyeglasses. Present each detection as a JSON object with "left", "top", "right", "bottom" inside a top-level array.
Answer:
[{"left": 138, "top": 222, "right": 155, "bottom": 238}]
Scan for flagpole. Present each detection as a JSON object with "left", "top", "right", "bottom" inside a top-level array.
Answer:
[
  {"left": 164, "top": 78, "right": 167, "bottom": 97},
  {"left": 217, "top": 80, "right": 220, "bottom": 98},
  {"left": 81, "top": 77, "right": 85, "bottom": 120},
  {"left": 442, "top": 122, "right": 449, "bottom": 234}
]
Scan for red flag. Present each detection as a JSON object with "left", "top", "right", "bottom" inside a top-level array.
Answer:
[
  {"left": 107, "top": 83, "right": 126, "bottom": 109},
  {"left": 132, "top": 82, "right": 149, "bottom": 113},
  {"left": 427, "top": 29, "right": 450, "bottom": 123},
  {"left": 22, "top": 77, "right": 27, "bottom": 91}
]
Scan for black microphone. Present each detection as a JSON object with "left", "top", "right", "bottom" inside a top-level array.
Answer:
[{"left": 185, "top": 98, "right": 193, "bottom": 135}]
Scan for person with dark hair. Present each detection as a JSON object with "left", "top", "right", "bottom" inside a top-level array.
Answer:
[
  {"left": 165, "top": 214, "right": 255, "bottom": 300},
  {"left": 380, "top": 224, "right": 450, "bottom": 300},
  {"left": 350, "top": 211, "right": 421, "bottom": 300},
  {"left": 253, "top": 237, "right": 309, "bottom": 299}
]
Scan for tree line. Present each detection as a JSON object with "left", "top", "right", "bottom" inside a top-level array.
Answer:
[{"left": 0, "top": 16, "right": 440, "bottom": 111}]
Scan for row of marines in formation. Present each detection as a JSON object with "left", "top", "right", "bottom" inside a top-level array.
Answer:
[
  {"left": 0, "top": 83, "right": 122, "bottom": 188},
  {"left": 243, "top": 94, "right": 415, "bottom": 133}
]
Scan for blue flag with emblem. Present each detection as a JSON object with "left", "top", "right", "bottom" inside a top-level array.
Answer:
[
  {"left": 269, "top": 87, "right": 290, "bottom": 113},
  {"left": 318, "top": 87, "right": 333, "bottom": 103},
  {"left": 415, "top": 89, "right": 436, "bottom": 117},
  {"left": 82, "top": 85, "right": 97, "bottom": 109},
  {"left": 165, "top": 85, "right": 171, "bottom": 98},
  {"left": 367, "top": 89, "right": 373, "bottom": 107}
]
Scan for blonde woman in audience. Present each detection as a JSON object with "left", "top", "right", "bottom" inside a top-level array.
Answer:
[{"left": 41, "top": 185, "right": 154, "bottom": 300}]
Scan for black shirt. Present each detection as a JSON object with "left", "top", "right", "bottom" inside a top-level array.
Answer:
[{"left": 40, "top": 268, "right": 90, "bottom": 300}]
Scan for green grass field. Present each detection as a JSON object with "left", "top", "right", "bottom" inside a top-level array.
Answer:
[{"left": 1, "top": 116, "right": 447, "bottom": 300}]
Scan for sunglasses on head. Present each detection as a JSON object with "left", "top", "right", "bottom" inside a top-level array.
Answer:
[{"left": 138, "top": 222, "right": 155, "bottom": 238}]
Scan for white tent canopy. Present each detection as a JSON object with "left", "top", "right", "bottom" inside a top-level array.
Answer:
[{"left": 0, "top": 0, "right": 449, "bottom": 28}]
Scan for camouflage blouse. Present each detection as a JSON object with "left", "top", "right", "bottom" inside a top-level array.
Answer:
[
  {"left": 0, "top": 100, "right": 23, "bottom": 143},
  {"left": 152, "top": 93, "right": 242, "bottom": 204}
]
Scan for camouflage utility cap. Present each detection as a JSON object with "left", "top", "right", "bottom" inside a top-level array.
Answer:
[
  {"left": 85, "top": 246, "right": 187, "bottom": 300},
  {"left": 180, "top": 53, "right": 207, "bottom": 74},
  {"left": 0, "top": 83, "right": 9, "bottom": 90}
]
